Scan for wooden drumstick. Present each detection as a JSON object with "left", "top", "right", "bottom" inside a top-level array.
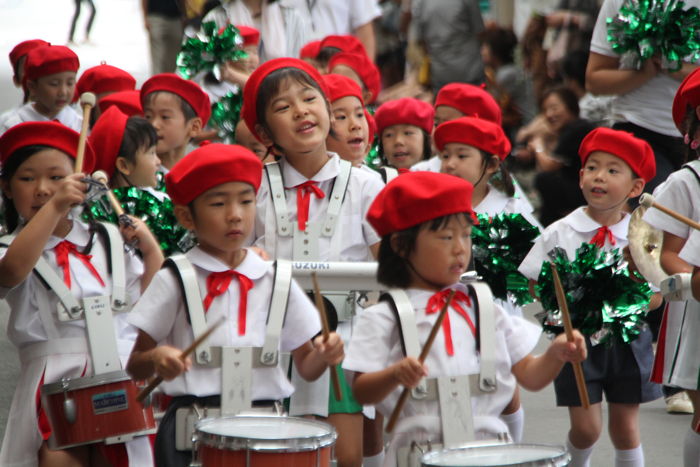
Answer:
[
  {"left": 639, "top": 193, "right": 700, "bottom": 232},
  {"left": 311, "top": 272, "right": 342, "bottom": 402},
  {"left": 74, "top": 92, "right": 96, "bottom": 173},
  {"left": 136, "top": 316, "right": 225, "bottom": 403},
  {"left": 92, "top": 170, "right": 125, "bottom": 216},
  {"left": 550, "top": 263, "right": 590, "bottom": 409},
  {"left": 386, "top": 290, "right": 455, "bottom": 433}
]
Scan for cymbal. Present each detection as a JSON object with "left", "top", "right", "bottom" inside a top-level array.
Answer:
[{"left": 628, "top": 204, "right": 666, "bottom": 288}]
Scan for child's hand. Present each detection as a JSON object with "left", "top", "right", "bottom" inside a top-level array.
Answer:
[
  {"left": 312, "top": 332, "right": 344, "bottom": 366},
  {"left": 152, "top": 345, "right": 191, "bottom": 381},
  {"left": 391, "top": 357, "right": 427, "bottom": 389},
  {"left": 119, "top": 216, "right": 160, "bottom": 255},
  {"left": 549, "top": 330, "right": 587, "bottom": 364},
  {"left": 49, "top": 173, "right": 87, "bottom": 214}
]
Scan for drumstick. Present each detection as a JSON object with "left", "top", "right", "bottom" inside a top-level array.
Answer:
[
  {"left": 311, "top": 272, "right": 342, "bottom": 402},
  {"left": 386, "top": 290, "right": 455, "bottom": 433},
  {"left": 136, "top": 316, "right": 226, "bottom": 403},
  {"left": 74, "top": 92, "right": 96, "bottom": 173},
  {"left": 639, "top": 193, "right": 700, "bottom": 232},
  {"left": 92, "top": 170, "right": 125, "bottom": 216},
  {"left": 550, "top": 263, "right": 590, "bottom": 409}
]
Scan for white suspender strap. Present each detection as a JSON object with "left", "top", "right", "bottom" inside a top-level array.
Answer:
[
  {"left": 322, "top": 159, "right": 351, "bottom": 238},
  {"left": 265, "top": 162, "right": 292, "bottom": 238},
  {"left": 34, "top": 256, "right": 83, "bottom": 321},
  {"left": 259, "top": 259, "right": 292, "bottom": 366},
  {"left": 466, "top": 282, "right": 497, "bottom": 392},
  {"left": 387, "top": 289, "right": 421, "bottom": 358},
  {"left": 167, "top": 255, "right": 213, "bottom": 366},
  {"left": 97, "top": 222, "right": 128, "bottom": 311}
]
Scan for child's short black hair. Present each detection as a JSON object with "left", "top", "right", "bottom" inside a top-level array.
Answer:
[
  {"left": 116, "top": 116, "right": 158, "bottom": 168},
  {"left": 1, "top": 145, "right": 51, "bottom": 232},
  {"left": 477, "top": 148, "right": 515, "bottom": 197},
  {"left": 377, "top": 128, "right": 432, "bottom": 167},
  {"left": 254, "top": 67, "right": 330, "bottom": 148},
  {"left": 377, "top": 213, "right": 473, "bottom": 288},
  {"left": 316, "top": 46, "right": 342, "bottom": 68},
  {"left": 144, "top": 91, "right": 198, "bottom": 121}
]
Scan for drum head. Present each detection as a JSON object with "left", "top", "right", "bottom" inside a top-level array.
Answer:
[
  {"left": 195, "top": 416, "right": 336, "bottom": 452},
  {"left": 421, "top": 443, "right": 570, "bottom": 466}
]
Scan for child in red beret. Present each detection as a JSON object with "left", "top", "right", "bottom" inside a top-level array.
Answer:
[
  {"left": 519, "top": 127, "right": 660, "bottom": 467},
  {"left": 316, "top": 35, "right": 367, "bottom": 72},
  {"left": 126, "top": 143, "right": 343, "bottom": 467},
  {"left": 98, "top": 89, "right": 143, "bottom": 117},
  {"left": 242, "top": 57, "right": 384, "bottom": 466},
  {"left": 344, "top": 171, "right": 586, "bottom": 466},
  {"left": 6, "top": 39, "right": 49, "bottom": 106},
  {"left": 75, "top": 63, "right": 136, "bottom": 125},
  {"left": 328, "top": 52, "right": 381, "bottom": 105},
  {"left": 141, "top": 73, "right": 210, "bottom": 171},
  {"left": 1, "top": 44, "right": 82, "bottom": 133},
  {"left": 374, "top": 97, "right": 434, "bottom": 171},
  {"left": 0, "top": 121, "right": 163, "bottom": 466}
]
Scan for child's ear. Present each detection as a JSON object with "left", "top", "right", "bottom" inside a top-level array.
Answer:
[
  {"left": 389, "top": 233, "right": 404, "bottom": 257},
  {"left": 115, "top": 157, "right": 131, "bottom": 176},
  {"left": 486, "top": 155, "right": 500, "bottom": 174},
  {"left": 628, "top": 178, "right": 645, "bottom": 199},
  {"left": 187, "top": 117, "right": 203, "bottom": 138},
  {"left": 26, "top": 79, "right": 36, "bottom": 94},
  {"left": 1, "top": 180, "right": 12, "bottom": 200},
  {"left": 173, "top": 204, "right": 196, "bottom": 231}
]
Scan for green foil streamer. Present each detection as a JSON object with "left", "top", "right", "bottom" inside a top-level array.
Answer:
[
  {"left": 606, "top": 0, "right": 700, "bottom": 71},
  {"left": 535, "top": 243, "right": 653, "bottom": 345},
  {"left": 471, "top": 213, "right": 540, "bottom": 306},
  {"left": 211, "top": 90, "right": 244, "bottom": 144},
  {"left": 177, "top": 22, "right": 248, "bottom": 79},
  {"left": 83, "top": 187, "right": 195, "bottom": 256}
]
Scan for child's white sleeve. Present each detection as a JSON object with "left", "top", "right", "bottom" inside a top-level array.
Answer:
[
  {"left": 679, "top": 230, "right": 700, "bottom": 267},
  {"left": 643, "top": 172, "right": 694, "bottom": 239},
  {"left": 127, "top": 267, "right": 181, "bottom": 342},
  {"left": 279, "top": 279, "right": 322, "bottom": 352},
  {"left": 343, "top": 303, "right": 398, "bottom": 374},
  {"left": 496, "top": 305, "right": 542, "bottom": 365},
  {"left": 518, "top": 234, "right": 550, "bottom": 281},
  {"left": 124, "top": 248, "right": 145, "bottom": 305},
  {"left": 361, "top": 176, "right": 385, "bottom": 247}
]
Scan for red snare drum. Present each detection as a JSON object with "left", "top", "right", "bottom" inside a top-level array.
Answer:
[
  {"left": 195, "top": 416, "right": 336, "bottom": 467},
  {"left": 41, "top": 370, "right": 156, "bottom": 449}
]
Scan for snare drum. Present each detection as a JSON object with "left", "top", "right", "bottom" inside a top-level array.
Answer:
[
  {"left": 41, "top": 370, "right": 156, "bottom": 450},
  {"left": 421, "top": 443, "right": 570, "bottom": 466},
  {"left": 195, "top": 416, "right": 336, "bottom": 467}
]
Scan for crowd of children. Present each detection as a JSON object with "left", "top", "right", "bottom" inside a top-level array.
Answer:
[{"left": 0, "top": 13, "right": 698, "bottom": 467}]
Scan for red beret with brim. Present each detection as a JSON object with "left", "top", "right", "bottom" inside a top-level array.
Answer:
[
  {"left": 319, "top": 35, "right": 366, "bottom": 56},
  {"left": 89, "top": 106, "right": 129, "bottom": 177},
  {"left": 434, "top": 116, "right": 511, "bottom": 160},
  {"left": 672, "top": 67, "right": 700, "bottom": 133},
  {"left": 236, "top": 25, "right": 260, "bottom": 46},
  {"left": 374, "top": 98, "right": 434, "bottom": 135},
  {"left": 579, "top": 127, "right": 656, "bottom": 182},
  {"left": 141, "top": 73, "right": 211, "bottom": 126},
  {"left": 321, "top": 73, "right": 364, "bottom": 103},
  {"left": 74, "top": 63, "right": 136, "bottom": 103},
  {"left": 24, "top": 45, "right": 79, "bottom": 84},
  {"left": 0, "top": 121, "right": 95, "bottom": 173},
  {"left": 300, "top": 40, "right": 322, "bottom": 59},
  {"left": 99, "top": 90, "right": 142, "bottom": 117},
  {"left": 9, "top": 39, "right": 49, "bottom": 68},
  {"left": 434, "top": 83, "right": 502, "bottom": 126},
  {"left": 328, "top": 52, "right": 381, "bottom": 104},
  {"left": 165, "top": 143, "right": 263, "bottom": 205},
  {"left": 367, "top": 171, "right": 476, "bottom": 237}
]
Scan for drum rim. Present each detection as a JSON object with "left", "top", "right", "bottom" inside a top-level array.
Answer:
[
  {"left": 40, "top": 370, "right": 133, "bottom": 394},
  {"left": 420, "top": 443, "right": 570, "bottom": 467},
  {"left": 195, "top": 415, "right": 337, "bottom": 452}
]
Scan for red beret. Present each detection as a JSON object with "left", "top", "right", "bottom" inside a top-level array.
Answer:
[
  {"left": 88, "top": 107, "right": 129, "bottom": 177},
  {"left": 328, "top": 52, "right": 381, "bottom": 104},
  {"left": 9, "top": 39, "right": 49, "bottom": 68},
  {"left": 166, "top": 143, "right": 263, "bottom": 205},
  {"left": 374, "top": 98, "right": 434, "bottom": 135},
  {"left": 367, "top": 171, "right": 476, "bottom": 237},
  {"left": 24, "top": 45, "right": 79, "bottom": 84},
  {"left": 75, "top": 63, "right": 136, "bottom": 103},
  {"left": 0, "top": 121, "right": 95, "bottom": 173},
  {"left": 434, "top": 83, "right": 502, "bottom": 125},
  {"left": 99, "top": 90, "right": 142, "bottom": 116},
  {"left": 579, "top": 127, "right": 656, "bottom": 182},
  {"left": 366, "top": 110, "right": 376, "bottom": 146},
  {"left": 434, "top": 116, "right": 511, "bottom": 160},
  {"left": 672, "top": 67, "right": 700, "bottom": 133},
  {"left": 319, "top": 35, "right": 366, "bottom": 56},
  {"left": 236, "top": 25, "right": 260, "bottom": 46},
  {"left": 242, "top": 58, "right": 328, "bottom": 140},
  {"left": 141, "top": 73, "right": 211, "bottom": 126},
  {"left": 321, "top": 73, "right": 363, "bottom": 103},
  {"left": 300, "top": 40, "right": 322, "bottom": 59}
]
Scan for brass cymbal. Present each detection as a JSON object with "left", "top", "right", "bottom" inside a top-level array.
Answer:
[{"left": 628, "top": 204, "right": 666, "bottom": 288}]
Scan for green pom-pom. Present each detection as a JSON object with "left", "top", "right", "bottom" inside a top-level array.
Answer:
[
  {"left": 83, "top": 188, "right": 195, "bottom": 256},
  {"left": 471, "top": 213, "right": 540, "bottom": 306},
  {"left": 535, "top": 243, "right": 653, "bottom": 345},
  {"left": 211, "top": 90, "right": 244, "bottom": 143},
  {"left": 606, "top": 0, "right": 700, "bottom": 71},
  {"left": 177, "top": 22, "right": 249, "bottom": 79}
]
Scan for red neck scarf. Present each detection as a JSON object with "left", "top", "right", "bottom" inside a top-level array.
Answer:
[
  {"left": 54, "top": 240, "right": 105, "bottom": 289},
  {"left": 203, "top": 270, "right": 254, "bottom": 336},
  {"left": 589, "top": 226, "right": 616, "bottom": 248},
  {"left": 425, "top": 289, "right": 476, "bottom": 356},
  {"left": 291, "top": 181, "right": 325, "bottom": 231}
]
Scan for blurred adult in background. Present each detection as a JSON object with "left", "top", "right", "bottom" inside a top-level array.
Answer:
[
  {"left": 68, "top": 0, "right": 97, "bottom": 45},
  {"left": 142, "top": 0, "right": 184, "bottom": 74}
]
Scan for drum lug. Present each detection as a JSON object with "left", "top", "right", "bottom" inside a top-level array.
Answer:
[{"left": 61, "top": 379, "right": 77, "bottom": 424}]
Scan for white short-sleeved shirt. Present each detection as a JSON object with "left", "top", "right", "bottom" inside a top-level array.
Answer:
[
  {"left": 0, "top": 102, "right": 82, "bottom": 133},
  {"left": 286, "top": 0, "right": 381, "bottom": 40},
  {"left": 643, "top": 161, "right": 700, "bottom": 240},
  {"left": 410, "top": 155, "right": 441, "bottom": 173},
  {"left": 343, "top": 284, "right": 541, "bottom": 438},
  {"left": 253, "top": 152, "right": 383, "bottom": 261},
  {"left": 127, "top": 247, "right": 321, "bottom": 399},
  {"left": 475, "top": 185, "right": 543, "bottom": 231},
  {"left": 519, "top": 206, "right": 630, "bottom": 280},
  {"left": 590, "top": 0, "right": 700, "bottom": 137}
]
